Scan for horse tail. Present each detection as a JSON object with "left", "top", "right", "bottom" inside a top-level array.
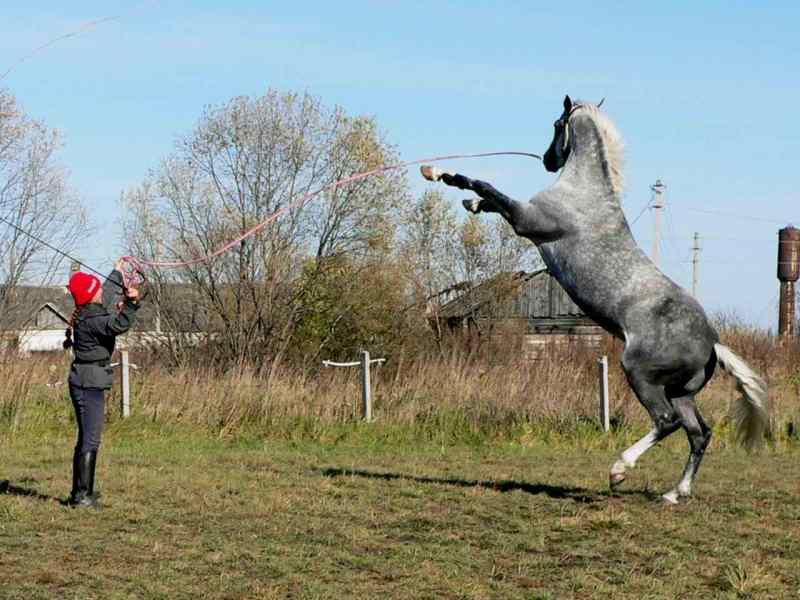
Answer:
[{"left": 714, "top": 343, "right": 769, "bottom": 449}]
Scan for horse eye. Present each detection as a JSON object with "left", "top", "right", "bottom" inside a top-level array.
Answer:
[{"left": 554, "top": 120, "right": 561, "bottom": 128}]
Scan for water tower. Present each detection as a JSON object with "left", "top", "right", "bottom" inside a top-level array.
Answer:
[{"left": 777, "top": 226, "right": 800, "bottom": 336}]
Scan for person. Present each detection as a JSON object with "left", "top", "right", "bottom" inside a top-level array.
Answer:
[{"left": 64, "top": 260, "right": 140, "bottom": 508}]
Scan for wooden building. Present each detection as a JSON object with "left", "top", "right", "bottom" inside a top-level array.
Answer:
[
  {"left": 434, "top": 269, "right": 606, "bottom": 356},
  {"left": 0, "top": 284, "right": 207, "bottom": 355}
]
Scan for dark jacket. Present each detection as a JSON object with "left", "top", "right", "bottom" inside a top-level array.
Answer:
[{"left": 68, "top": 270, "right": 140, "bottom": 390}]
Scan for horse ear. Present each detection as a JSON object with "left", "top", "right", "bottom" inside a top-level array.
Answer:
[{"left": 563, "top": 95, "right": 573, "bottom": 112}]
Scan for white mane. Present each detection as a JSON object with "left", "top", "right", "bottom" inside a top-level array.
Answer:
[{"left": 573, "top": 102, "right": 625, "bottom": 194}]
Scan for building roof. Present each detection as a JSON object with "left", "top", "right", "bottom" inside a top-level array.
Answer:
[
  {"left": 436, "top": 269, "right": 589, "bottom": 322},
  {"left": 0, "top": 283, "right": 206, "bottom": 332},
  {"left": 0, "top": 286, "right": 73, "bottom": 330}
]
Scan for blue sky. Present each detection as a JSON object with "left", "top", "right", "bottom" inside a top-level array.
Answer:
[{"left": 2, "top": 1, "right": 798, "bottom": 328}]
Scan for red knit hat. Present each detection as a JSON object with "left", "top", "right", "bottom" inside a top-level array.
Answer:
[{"left": 68, "top": 272, "right": 102, "bottom": 306}]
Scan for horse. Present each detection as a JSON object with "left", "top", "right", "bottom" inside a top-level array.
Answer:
[{"left": 420, "top": 95, "right": 768, "bottom": 504}]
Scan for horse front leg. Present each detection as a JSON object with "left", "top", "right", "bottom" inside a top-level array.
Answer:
[{"left": 420, "top": 166, "right": 525, "bottom": 231}]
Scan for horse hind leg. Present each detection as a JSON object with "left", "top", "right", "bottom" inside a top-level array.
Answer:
[
  {"left": 662, "top": 396, "right": 712, "bottom": 505},
  {"left": 609, "top": 379, "right": 681, "bottom": 491},
  {"left": 610, "top": 428, "right": 661, "bottom": 489}
]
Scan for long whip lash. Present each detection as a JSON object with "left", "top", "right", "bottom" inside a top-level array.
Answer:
[
  {"left": 0, "top": 8, "right": 541, "bottom": 281},
  {"left": 0, "top": 152, "right": 540, "bottom": 285},
  {"left": 0, "top": 1, "right": 160, "bottom": 82},
  {"left": 135, "top": 152, "right": 541, "bottom": 269}
]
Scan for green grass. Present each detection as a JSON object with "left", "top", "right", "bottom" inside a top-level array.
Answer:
[{"left": 2, "top": 420, "right": 799, "bottom": 600}]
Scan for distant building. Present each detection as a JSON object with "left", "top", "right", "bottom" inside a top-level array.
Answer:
[
  {"left": 0, "top": 286, "right": 72, "bottom": 353},
  {"left": 0, "top": 284, "right": 207, "bottom": 355},
  {"left": 433, "top": 269, "right": 607, "bottom": 357}
]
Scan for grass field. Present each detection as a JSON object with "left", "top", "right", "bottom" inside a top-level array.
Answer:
[{"left": 2, "top": 419, "right": 799, "bottom": 600}]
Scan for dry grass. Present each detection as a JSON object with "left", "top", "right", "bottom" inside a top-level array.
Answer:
[{"left": 1, "top": 324, "right": 799, "bottom": 447}]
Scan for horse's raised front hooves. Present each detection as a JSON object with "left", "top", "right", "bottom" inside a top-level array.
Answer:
[
  {"left": 462, "top": 198, "right": 481, "bottom": 214},
  {"left": 420, "top": 165, "right": 444, "bottom": 182}
]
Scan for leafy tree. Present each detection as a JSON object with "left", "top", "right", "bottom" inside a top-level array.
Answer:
[{"left": 122, "top": 90, "right": 409, "bottom": 366}]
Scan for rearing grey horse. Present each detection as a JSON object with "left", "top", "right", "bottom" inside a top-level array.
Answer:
[{"left": 421, "top": 95, "right": 768, "bottom": 504}]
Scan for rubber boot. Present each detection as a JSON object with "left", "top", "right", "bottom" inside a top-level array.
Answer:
[
  {"left": 69, "top": 447, "right": 80, "bottom": 500},
  {"left": 86, "top": 450, "right": 102, "bottom": 507},
  {"left": 68, "top": 451, "right": 100, "bottom": 509}
]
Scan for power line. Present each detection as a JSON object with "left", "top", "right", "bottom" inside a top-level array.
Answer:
[
  {"left": 699, "top": 236, "right": 792, "bottom": 243},
  {"left": 641, "top": 235, "right": 796, "bottom": 244},
  {"left": 663, "top": 203, "right": 687, "bottom": 264},
  {"left": 0, "top": 215, "right": 123, "bottom": 289},
  {"left": 628, "top": 202, "right": 651, "bottom": 226},
  {"left": 686, "top": 208, "right": 795, "bottom": 225},
  {"left": 677, "top": 258, "right": 798, "bottom": 265}
]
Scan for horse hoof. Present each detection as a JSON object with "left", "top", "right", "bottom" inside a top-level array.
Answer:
[
  {"left": 420, "top": 165, "right": 443, "bottom": 182},
  {"left": 662, "top": 490, "right": 680, "bottom": 505},
  {"left": 609, "top": 472, "right": 626, "bottom": 490},
  {"left": 462, "top": 198, "right": 481, "bottom": 214}
]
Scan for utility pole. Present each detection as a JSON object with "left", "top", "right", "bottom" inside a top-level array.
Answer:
[
  {"left": 691, "top": 232, "right": 701, "bottom": 298},
  {"left": 650, "top": 179, "right": 666, "bottom": 268}
]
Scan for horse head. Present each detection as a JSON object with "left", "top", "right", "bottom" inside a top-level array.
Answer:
[
  {"left": 543, "top": 95, "right": 575, "bottom": 172},
  {"left": 543, "top": 95, "right": 608, "bottom": 174}
]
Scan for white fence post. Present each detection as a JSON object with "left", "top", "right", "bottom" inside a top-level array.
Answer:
[
  {"left": 598, "top": 355, "right": 610, "bottom": 432},
  {"left": 360, "top": 350, "right": 372, "bottom": 422},
  {"left": 110, "top": 351, "right": 138, "bottom": 419},
  {"left": 322, "top": 351, "right": 386, "bottom": 422},
  {"left": 121, "top": 350, "right": 131, "bottom": 418}
]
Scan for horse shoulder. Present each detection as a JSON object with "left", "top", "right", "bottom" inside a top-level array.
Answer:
[{"left": 526, "top": 189, "right": 580, "bottom": 237}]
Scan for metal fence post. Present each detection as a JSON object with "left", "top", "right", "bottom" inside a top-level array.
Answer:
[{"left": 598, "top": 355, "right": 609, "bottom": 432}]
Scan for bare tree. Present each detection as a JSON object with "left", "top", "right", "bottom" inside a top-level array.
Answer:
[
  {"left": 122, "top": 90, "right": 409, "bottom": 366},
  {"left": 400, "top": 189, "right": 458, "bottom": 301},
  {"left": 480, "top": 217, "right": 543, "bottom": 276},
  {"left": 0, "top": 89, "right": 86, "bottom": 328},
  {"left": 399, "top": 187, "right": 545, "bottom": 350},
  {"left": 402, "top": 191, "right": 542, "bottom": 302}
]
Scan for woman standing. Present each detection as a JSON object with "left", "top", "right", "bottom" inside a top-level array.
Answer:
[{"left": 64, "top": 261, "right": 140, "bottom": 508}]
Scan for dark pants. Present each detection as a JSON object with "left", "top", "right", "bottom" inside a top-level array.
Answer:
[{"left": 69, "top": 384, "right": 105, "bottom": 453}]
